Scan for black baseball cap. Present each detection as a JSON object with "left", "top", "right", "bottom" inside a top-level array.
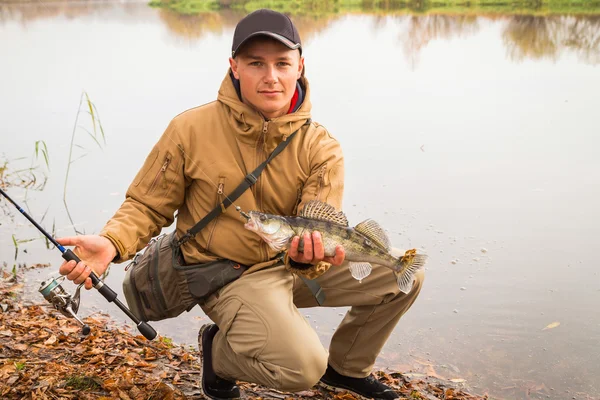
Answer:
[{"left": 231, "top": 9, "right": 302, "bottom": 58}]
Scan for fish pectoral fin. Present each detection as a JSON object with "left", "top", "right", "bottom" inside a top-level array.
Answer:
[{"left": 349, "top": 262, "right": 372, "bottom": 282}]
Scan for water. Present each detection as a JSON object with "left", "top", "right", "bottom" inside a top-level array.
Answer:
[{"left": 1, "top": 2, "right": 599, "bottom": 399}]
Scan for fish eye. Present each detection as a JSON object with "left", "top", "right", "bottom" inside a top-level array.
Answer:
[{"left": 259, "top": 215, "right": 267, "bottom": 222}]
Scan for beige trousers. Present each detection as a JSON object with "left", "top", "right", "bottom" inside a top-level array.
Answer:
[{"left": 200, "top": 258, "right": 424, "bottom": 392}]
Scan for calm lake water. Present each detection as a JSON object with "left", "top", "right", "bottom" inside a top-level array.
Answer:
[{"left": 1, "top": 2, "right": 599, "bottom": 399}]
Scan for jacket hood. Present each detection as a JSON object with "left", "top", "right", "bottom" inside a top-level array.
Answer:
[{"left": 217, "top": 69, "right": 312, "bottom": 151}]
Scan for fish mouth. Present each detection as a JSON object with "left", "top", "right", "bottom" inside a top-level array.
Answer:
[{"left": 244, "top": 219, "right": 257, "bottom": 231}]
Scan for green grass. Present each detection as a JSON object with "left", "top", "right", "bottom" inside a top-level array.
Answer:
[
  {"left": 64, "top": 375, "right": 102, "bottom": 390},
  {"left": 149, "top": 0, "right": 600, "bottom": 15}
]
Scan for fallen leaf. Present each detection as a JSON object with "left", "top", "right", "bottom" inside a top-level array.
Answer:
[
  {"left": 542, "top": 322, "right": 560, "bottom": 330},
  {"left": 12, "top": 343, "right": 28, "bottom": 351},
  {"left": 0, "top": 330, "right": 13, "bottom": 337},
  {"left": 43, "top": 335, "right": 57, "bottom": 345}
]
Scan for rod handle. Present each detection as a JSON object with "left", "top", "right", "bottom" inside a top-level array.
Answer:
[
  {"left": 62, "top": 249, "right": 117, "bottom": 301},
  {"left": 138, "top": 321, "right": 158, "bottom": 340},
  {"left": 62, "top": 249, "right": 157, "bottom": 340}
]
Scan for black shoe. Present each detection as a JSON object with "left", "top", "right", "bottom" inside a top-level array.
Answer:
[
  {"left": 319, "top": 364, "right": 399, "bottom": 400},
  {"left": 198, "top": 324, "right": 241, "bottom": 400}
]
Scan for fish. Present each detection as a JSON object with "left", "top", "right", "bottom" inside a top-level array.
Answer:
[{"left": 243, "top": 200, "right": 428, "bottom": 294}]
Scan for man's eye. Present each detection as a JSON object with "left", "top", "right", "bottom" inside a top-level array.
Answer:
[
  {"left": 278, "top": 62, "right": 290, "bottom": 67},
  {"left": 250, "top": 62, "right": 262, "bottom": 66}
]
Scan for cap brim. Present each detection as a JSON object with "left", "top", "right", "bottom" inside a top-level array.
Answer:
[{"left": 233, "top": 31, "right": 301, "bottom": 57}]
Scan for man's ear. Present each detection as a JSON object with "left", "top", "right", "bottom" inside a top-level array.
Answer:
[
  {"left": 229, "top": 57, "right": 240, "bottom": 79},
  {"left": 297, "top": 56, "right": 305, "bottom": 80}
]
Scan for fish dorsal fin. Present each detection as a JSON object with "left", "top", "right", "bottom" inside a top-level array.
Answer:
[
  {"left": 354, "top": 219, "right": 391, "bottom": 251},
  {"left": 300, "top": 200, "right": 349, "bottom": 226}
]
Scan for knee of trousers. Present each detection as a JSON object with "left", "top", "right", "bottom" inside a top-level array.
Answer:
[
  {"left": 412, "top": 269, "right": 425, "bottom": 293},
  {"left": 275, "top": 346, "right": 328, "bottom": 392}
]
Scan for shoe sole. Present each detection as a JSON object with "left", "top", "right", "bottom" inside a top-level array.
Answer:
[
  {"left": 318, "top": 380, "right": 378, "bottom": 400},
  {"left": 198, "top": 324, "right": 241, "bottom": 400}
]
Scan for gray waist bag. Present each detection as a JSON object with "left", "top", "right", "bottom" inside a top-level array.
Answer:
[
  {"left": 123, "top": 231, "right": 248, "bottom": 322},
  {"left": 121, "top": 122, "right": 306, "bottom": 322}
]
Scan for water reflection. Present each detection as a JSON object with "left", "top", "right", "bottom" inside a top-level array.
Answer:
[
  {"left": 504, "top": 16, "right": 600, "bottom": 64},
  {"left": 1, "top": 2, "right": 599, "bottom": 64},
  {"left": 157, "top": 8, "right": 340, "bottom": 44},
  {"left": 398, "top": 15, "right": 481, "bottom": 66}
]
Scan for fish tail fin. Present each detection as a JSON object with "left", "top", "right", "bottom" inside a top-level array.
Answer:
[{"left": 394, "top": 252, "right": 428, "bottom": 294}]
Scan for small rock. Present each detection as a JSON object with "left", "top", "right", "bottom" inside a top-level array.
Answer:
[
  {"left": 451, "top": 260, "right": 457, "bottom": 265},
  {"left": 453, "top": 309, "right": 459, "bottom": 313},
  {"left": 481, "top": 248, "right": 488, "bottom": 253},
  {"left": 460, "top": 287, "right": 467, "bottom": 291}
]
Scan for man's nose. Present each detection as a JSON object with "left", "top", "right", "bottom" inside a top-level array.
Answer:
[{"left": 263, "top": 65, "right": 278, "bottom": 84}]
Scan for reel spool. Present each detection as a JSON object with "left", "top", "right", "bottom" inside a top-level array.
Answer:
[{"left": 39, "top": 276, "right": 91, "bottom": 335}]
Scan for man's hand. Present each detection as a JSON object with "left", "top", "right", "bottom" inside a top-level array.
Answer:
[
  {"left": 288, "top": 231, "right": 345, "bottom": 266},
  {"left": 56, "top": 235, "right": 118, "bottom": 290}
]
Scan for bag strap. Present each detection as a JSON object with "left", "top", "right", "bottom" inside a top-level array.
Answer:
[{"left": 176, "top": 119, "right": 311, "bottom": 247}]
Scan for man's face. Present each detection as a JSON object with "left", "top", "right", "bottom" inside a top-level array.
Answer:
[{"left": 229, "top": 38, "right": 304, "bottom": 120}]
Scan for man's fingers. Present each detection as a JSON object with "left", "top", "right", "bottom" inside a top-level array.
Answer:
[
  {"left": 302, "top": 232, "right": 313, "bottom": 261},
  {"left": 332, "top": 245, "right": 345, "bottom": 266},
  {"left": 324, "top": 246, "right": 345, "bottom": 266},
  {"left": 66, "top": 261, "right": 87, "bottom": 282},
  {"left": 312, "top": 231, "right": 324, "bottom": 260},
  {"left": 59, "top": 260, "right": 77, "bottom": 276},
  {"left": 73, "top": 265, "right": 92, "bottom": 285},
  {"left": 288, "top": 236, "right": 300, "bottom": 258},
  {"left": 56, "top": 236, "right": 79, "bottom": 246},
  {"left": 85, "top": 277, "right": 93, "bottom": 290}
]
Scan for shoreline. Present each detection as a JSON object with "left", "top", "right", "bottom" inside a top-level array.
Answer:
[{"left": 0, "top": 267, "right": 487, "bottom": 399}]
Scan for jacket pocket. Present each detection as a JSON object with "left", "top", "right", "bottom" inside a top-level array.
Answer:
[
  {"left": 206, "top": 176, "right": 226, "bottom": 252},
  {"left": 147, "top": 152, "right": 172, "bottom": 195}
]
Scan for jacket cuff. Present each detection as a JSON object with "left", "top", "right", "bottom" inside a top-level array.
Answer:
[
  {"left": 284, "top": 253, "right": 332, "bottom": 280},
  {"left": 99, "top": 231, "right": 125, "bottom": 264}
]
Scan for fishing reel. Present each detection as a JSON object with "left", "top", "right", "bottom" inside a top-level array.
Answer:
[{"left": 38, "top": 276, "right": 91, "bottom": 336}]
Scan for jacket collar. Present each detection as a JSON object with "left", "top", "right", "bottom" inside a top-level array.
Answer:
[{"left": 217, "top": 69, "right": 312, "bottom": 150}]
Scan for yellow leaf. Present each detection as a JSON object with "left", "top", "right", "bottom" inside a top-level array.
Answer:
[{"left": 542, "top": 322, "right": 560, "bottom": 330}]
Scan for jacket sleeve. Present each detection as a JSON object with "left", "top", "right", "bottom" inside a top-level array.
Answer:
[
  {"left": 100, "top": 119, "right": 187, "bottom": 263},
  {"left": 284, "top": 123, "right": 345, "bottom": 279}
]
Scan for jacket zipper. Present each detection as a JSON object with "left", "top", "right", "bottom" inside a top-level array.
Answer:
[
  {"left": 148, "top": 154, "right": 171, "bottom": 194},
  {"left": 257, "top": 120, "right": 270, "bottom": 261},
  {"left": 206, "top": 177, "right": 226, "bottom": 252}
]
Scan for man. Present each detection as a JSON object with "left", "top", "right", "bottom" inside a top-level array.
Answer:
[{"left": 57, "top": 9, "right": 424, "bottom": 400}]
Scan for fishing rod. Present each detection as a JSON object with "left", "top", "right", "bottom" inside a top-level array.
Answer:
[{"left": 0, "top": 187, "right": 157, "bottom": 340}]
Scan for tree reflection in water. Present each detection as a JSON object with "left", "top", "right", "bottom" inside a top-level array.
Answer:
[
  {"left": 0, "top": 2, "right": 598, "bottom": 65},
  {"left": 503, "top": 15, "right": 600, "bottom": 64},
  {"left": 398, "top": 14, "right": 481, "bottom": 68}
]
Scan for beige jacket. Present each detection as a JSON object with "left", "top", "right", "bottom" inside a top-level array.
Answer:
[{"left": 100, "top": 71, "right": 344, "bottom": 275}]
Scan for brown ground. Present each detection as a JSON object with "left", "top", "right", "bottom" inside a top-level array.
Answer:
[{"left": 0, "top": 268, "right": 487, "bottom": 400}]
